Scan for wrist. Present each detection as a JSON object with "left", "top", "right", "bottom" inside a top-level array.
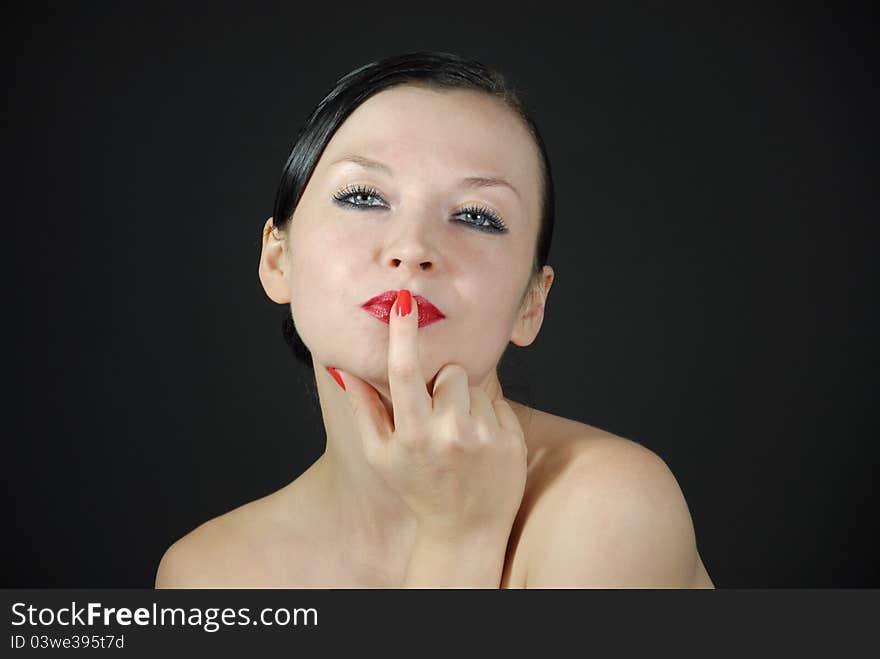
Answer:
[{"left": 401, "top": 524, "right": 511, "bottom": 588}]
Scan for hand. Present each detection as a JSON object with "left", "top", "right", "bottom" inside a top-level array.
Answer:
[{"left": 331, "top": 289, "right": 528, "bottom": 542}]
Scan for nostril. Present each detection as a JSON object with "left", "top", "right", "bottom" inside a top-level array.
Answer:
[{"left": 420, "top": 262, "right": 432, "bottom": 270}]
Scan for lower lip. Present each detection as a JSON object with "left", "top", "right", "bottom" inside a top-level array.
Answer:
[{"left": 362, "top": 304, "right": 444, "bottom": 328}]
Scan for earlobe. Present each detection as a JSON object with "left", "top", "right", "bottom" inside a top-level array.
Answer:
[
  {"left": 258, "top": 216, "right": 292, "bottom": 304},
  {"left": 509, "top": 265, "right": 554, "bottom": 348},
  {"left": 509, "top": 301, "right": 544, "bottom": 347}
]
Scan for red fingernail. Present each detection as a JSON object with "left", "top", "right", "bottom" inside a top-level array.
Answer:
[
  {"left": 326, "top": 366, "right": 345, "bottom": 391},
  {"left": 396, "top": 289, "right": 412, "bottom": 318}
]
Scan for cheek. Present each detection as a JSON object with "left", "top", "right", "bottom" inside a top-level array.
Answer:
[
  {"left": 454, "top": 261, "right": 527, "bottom": 354},
  {"left": 462, "top": 244, "right": 528, "bottom": 313},
  {"left": 287, "top": 223, "right": 358, "bottom": 340},
  {"left": 290, "top": 215, "right": 360, "bottom": 280}
]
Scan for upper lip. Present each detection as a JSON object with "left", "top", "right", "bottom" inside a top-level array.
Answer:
[{"left": 361, "top": 290, "right": 446, "bottom": 318}]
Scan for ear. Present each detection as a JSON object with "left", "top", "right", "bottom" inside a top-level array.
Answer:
[
  {"left": 510, "top": 265, "right": 554, "bottom": 347},
  {"left": 258, "top": 216, "right": 292, "bottom": 304}
]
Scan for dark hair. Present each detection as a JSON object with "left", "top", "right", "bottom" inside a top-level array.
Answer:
[{"left": 270, "top": 50, "right": 555, "bottom": 386}]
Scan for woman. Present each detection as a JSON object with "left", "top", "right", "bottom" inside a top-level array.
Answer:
[{"left": 156, "top": 51, "right": 714, "bottom": 588}]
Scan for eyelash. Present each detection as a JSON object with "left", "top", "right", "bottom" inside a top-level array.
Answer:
[{"left": 331, "top": 184, "right": 509, "bottom": 233}]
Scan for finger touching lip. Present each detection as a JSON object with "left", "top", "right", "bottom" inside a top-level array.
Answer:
[
  {"left": 361, "top": 289, "right": 446, "bottom": 328},
  {"left": 387, "top": 289, "right": 433, "bottom": 423}
]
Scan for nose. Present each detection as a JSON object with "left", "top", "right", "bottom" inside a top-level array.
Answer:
[
  {"left": 382, "top": 214, "right": 438, "bottom": 273},
  {"left": 390, "top": 254, "right": 433, "bottom": 272}
]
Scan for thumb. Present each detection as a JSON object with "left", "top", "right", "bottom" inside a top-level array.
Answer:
[{"left": 328, "top": 367, "right": 392, "bottom": 449}]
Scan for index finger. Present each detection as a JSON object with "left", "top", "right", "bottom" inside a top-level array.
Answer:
[{"left": 388, "top": 289, "right": 432, "bottom": 432}]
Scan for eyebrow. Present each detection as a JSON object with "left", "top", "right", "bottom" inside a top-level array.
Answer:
[{"left": 331, "top": 154, "right": 521, "bottom": 199}]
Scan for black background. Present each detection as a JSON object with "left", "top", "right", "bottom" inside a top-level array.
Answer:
[{"left": 4, "top": 1, "right": 877, "bottom": 587}]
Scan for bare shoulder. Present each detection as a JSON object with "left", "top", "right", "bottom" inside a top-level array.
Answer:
[
  {"left": 512, "top": 405, "right": 714, "bottom": 588},
  {"left": 154, "top": 494, "right": 292, "bottom": 588}
]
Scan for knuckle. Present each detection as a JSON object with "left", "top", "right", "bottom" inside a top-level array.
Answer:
[
  {"left": 441, "top": 363, "right": 468, "bottom": 378},
  {"left": 453, "top": 417, "right": 475, "bottom": 441},
  {"left": 441, "top": 432, "right": 468, "bottom": 454},
  {"left": 437, "top": 413, "right": 458, "bottom": 439},
  {"left": 388, "top": 360, "right": 417, "bottom": 380},
  {"left": 436, "top": 363, "right": 468, "bottom": 386},
  {"left": 363, "top": 440, "right": 383, "bottom": 467},
  {"left": 436, "top": 417, "right": 470, "bottom": 451},
  {"left": 476, "top": 421, "right": 495, "bottom": 443}
]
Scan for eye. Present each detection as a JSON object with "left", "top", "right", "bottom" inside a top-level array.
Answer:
[
  {"left": 331, "top": 185, "right": 509, "bottom": 234},
  {"left": 454, "top": 205, "right": 508, "bottom": 233},
  {"left": 332, "top": 184, "right": 387, "bottom": 209}
]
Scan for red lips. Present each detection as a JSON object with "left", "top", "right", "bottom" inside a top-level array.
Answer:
[{"left": 361, "top": 290, "right": 446, "bottom": 328}]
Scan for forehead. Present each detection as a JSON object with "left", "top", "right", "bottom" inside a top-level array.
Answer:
[{"left": 317, "top": 85, "right": 541, "bottom": 211}]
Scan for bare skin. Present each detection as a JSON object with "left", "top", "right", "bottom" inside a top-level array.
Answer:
[
  {"left": 155, "top": 399, "right": 713, "bottom": 588},
  {"left": 155, "top": 85, "right": 714, "bottom": 588}
]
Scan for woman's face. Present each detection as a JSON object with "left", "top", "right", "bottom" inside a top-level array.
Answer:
[{"left": 279, "top": 85, "right": 548, "bottom": 394}]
